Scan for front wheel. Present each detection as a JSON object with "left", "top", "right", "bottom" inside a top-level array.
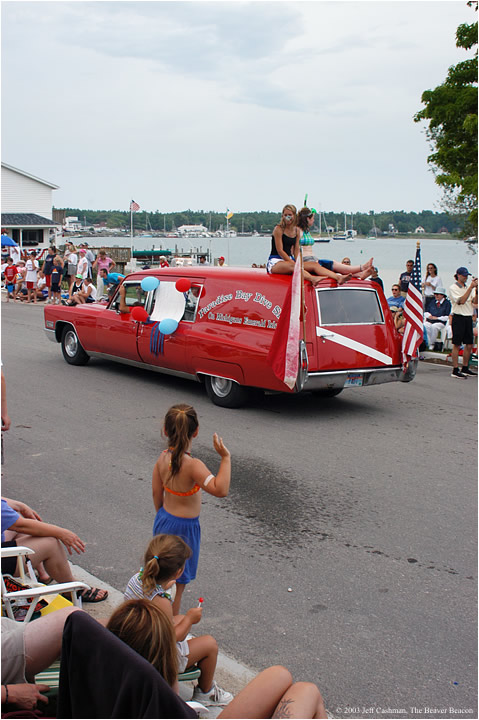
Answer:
[
  {"left": 204, "top": 375, "right": 253, "bottom": 408},
  {"left": 61, "top": 326, "right": 90, "bottom": 365}
]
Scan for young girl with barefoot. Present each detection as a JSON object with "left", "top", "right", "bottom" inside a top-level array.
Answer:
[{"left": 152, "top": 403, "right": 231, "bottom": 615}]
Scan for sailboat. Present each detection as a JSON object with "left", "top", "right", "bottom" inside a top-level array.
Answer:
[
  {"left": 333, "top": 213, "right": 356, "bottom": 241},
  {"left": 315, "top": 210, "right": 331, "bottom": 242},
  {"left": 333, "top": 213, "right": 349, "bottom": 240}
]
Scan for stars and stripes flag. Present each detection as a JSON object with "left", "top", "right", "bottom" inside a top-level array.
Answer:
[
  {"left": 130, "top": 200, "right": 140, "bottom": 212},
  {"left": 267, "top": 254, "right": 303, "bottom": 389},
  {"left": 401, "top": 244, "right": 423, "bottom": 367}
]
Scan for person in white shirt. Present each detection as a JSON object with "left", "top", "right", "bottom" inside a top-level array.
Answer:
[
  {"left": 449, "top": 267, "right": 478, "bottom": 378},
  {"left": 25, "top": 253, "right": 39, "bottom": 304},
  {"left": 77, "top": 250, "right": 89, "bottom": 279}
]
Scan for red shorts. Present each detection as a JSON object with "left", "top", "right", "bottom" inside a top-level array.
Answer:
[
  {"left": 26, "top": 281, "right": 36, "bottom": 289},
  {"left": 45, "top": 274, "right": 52, "bottom": 287}
]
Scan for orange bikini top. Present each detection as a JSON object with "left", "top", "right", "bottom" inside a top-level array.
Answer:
[{"left": 162, "top": 449, "right": 201, "bottom": 497}]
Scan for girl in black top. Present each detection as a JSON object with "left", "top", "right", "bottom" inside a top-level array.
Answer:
[{"left": 266, "top": 205, "right": 322, "bottom": 286}]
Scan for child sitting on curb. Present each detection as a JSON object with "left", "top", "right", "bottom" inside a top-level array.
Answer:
[{"left": 124, "top": 534, "right": 233, "bottom": 707}]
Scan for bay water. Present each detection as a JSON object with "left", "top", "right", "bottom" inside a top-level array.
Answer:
[{"left": 78, "top": 234, "right": 477, "bottom": 297}]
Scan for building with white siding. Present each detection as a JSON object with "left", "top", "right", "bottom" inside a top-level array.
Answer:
[{"left": 1, "top": 162, "right": 61, "bottom": 249}]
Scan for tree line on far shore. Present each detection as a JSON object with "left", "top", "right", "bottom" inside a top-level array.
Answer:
[{"left": 55, "top": 207, "right": 469, "bottom": 237}]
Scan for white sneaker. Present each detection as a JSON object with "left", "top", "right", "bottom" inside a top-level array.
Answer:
[
  {"left": 45, "top": 298, "right": 52, "bottom": 304},
  {"left": 192, "top": 682, "right": 234, "bottom": 706}
]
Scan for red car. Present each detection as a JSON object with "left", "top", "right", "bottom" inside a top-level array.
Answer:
[{"left": 44, "top": 267, "right": 416, "bottom": 407}]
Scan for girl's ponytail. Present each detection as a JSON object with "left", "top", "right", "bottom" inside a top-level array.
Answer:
[
  {"left": 141, "top": 534, "right": 192, "bottom": 594},
  {"left": 163, "top": 404, "right": 199, "bottom": 480}
]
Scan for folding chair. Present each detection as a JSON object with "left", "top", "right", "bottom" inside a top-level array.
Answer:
[{"left": 1, "top": 545, "right": 89, "bottom": 622}]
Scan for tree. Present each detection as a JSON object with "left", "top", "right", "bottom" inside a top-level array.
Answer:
[{"left": 414, "top": 2, "right": 478, "bottom": 239}]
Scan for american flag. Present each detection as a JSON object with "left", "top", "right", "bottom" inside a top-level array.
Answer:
[
  {"left": 130, "top": 200, "right": 140, "bottom": 212},
  {"left": 401, "top": 245, "right": 423, "bottom": 366}
]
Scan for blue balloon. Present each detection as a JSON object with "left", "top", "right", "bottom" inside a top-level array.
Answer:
[
  {"left": 141, "top": 276, "right": 160, "bottom": 292},
  {"left": 159, "top": 318, "right": 179, "bottom": 335}
]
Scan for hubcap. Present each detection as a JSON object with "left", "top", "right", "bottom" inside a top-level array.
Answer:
[
  {"left": 64, "top": 330, "right": 78, "bottom": 357},
  {"left": 210, "top": 377, "right": 233, "bottom": 398}
]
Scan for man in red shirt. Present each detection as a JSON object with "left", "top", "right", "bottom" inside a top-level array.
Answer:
[{"left": 2, "top": 257, "right": 18, "bottom": 302}]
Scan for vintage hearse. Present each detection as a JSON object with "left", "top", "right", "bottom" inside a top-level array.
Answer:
[{"left": 44, "top": 267, "right": 416, "bottom": 407}]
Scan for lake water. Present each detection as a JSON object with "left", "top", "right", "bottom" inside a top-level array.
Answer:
[{"left": 78, "top": 234, "right": 477, "bottom": 296}]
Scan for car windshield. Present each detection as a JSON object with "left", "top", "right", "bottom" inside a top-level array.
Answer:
[{"left": 316, "top": 287, "right": 384, "bottom": 325}]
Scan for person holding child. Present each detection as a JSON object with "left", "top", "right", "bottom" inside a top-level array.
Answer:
[
  {"left": 107, "top": 598, "right": 327, "bottom": 718},
  {"left": 152, "top": 403, "right": 231, "bottom": 615},
  {"left": 124, "top": 533, "right": 233, "bottom": 707}
]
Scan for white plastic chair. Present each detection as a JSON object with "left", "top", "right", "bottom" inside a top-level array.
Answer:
[{"left": 1, "top": 545, "right": 89, "bottom": 622}]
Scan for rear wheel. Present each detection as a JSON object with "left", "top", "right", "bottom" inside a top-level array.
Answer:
[
  {"left": 61, "top": 327, "right": 90, "bottom": 365},
  {"left": 204, "top": 375, "right": 252, "bottom": 408}
]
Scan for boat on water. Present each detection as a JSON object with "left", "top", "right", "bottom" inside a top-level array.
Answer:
[
  {"left": 333, "top": 213, "right": 357, "bottom": 241},
  {"left": 315, "top": 210, "right": 331, "bottom": 243}
]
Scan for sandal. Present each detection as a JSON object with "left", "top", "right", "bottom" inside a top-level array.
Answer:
[{"left": 79, "top": 587, "right": 108, "bottom": 603}]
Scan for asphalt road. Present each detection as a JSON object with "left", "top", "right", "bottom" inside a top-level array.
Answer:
[{"left": 2, "top": 301, "right": 477, "bottom": 720}]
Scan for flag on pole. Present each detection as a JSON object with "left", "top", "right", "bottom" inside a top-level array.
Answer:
[
  {"left": 130, "top": 200, "right": 140, "bottom": 212},
  {"left": 267, "top": 256, "right": 302, "bottom": 389},
  {"left": 401, "top": 244, "right": 423, "bottom": 367},
  {"left": 226, "top": 209, "right": 233, "bottom": 220}
]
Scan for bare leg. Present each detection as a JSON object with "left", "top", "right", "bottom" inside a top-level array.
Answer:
[
  {"left": 13, "top": 533, "right": 75, "bottom": 584},
  {"left": 186, "top": 635, "right": 218, "bottom": 692},
  {"left": 172, "top": 582, "right": 185, "bottom": 615},
  {"left": 304, "top": 261, "right": 352, "bottom": 285},
  {"left": 218, "top": 666, "right": 327, "bottom": 719},
  {"left": 462, "top": 343, "right": 473, "bottom": 368},
  {"left": 24, "top": 607, "right": 82, "bottom": 680},
  {"left": 451, "top": 344, "right": 460, "bottom": 369},
  {"left": 270, "top": 260, "right": 295, "bottom": 276},
  {"left": 218, "top": 666, "right": 292, "bottom": 719},
  {"left": 332, "top": 257, "right": 373, "bottom": 275}
]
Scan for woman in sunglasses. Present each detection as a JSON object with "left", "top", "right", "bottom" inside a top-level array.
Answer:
[
  {"left": 266, "top": 204, "right": 322, "bottom": 285},
  {"left": 297, "top": 207, "right": 374, "bottom": 280}
]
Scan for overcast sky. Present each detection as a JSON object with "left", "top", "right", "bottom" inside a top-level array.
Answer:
[{"left": 1, "top": 0, "right": 474, "bottom": 214}]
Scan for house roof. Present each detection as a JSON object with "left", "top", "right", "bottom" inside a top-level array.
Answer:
[
  {"left": 1, "top": 162, "right": 59, "bottom": 190},
  {"left": 1, "top": 213, "right": 61, "bottom": 227}
]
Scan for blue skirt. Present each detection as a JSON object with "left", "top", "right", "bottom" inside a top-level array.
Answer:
[{"left": 153, "top": 507, "right": 201, "bottom": 584}]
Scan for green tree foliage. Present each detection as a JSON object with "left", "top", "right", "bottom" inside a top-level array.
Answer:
[
  {"left": 414, "top": 2, "right": 478, "bottom": 238},
  {"left": 56, "top": 207, "right": 466, "bottom": 236}
]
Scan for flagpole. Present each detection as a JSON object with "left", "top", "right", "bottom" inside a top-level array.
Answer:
[
  {"left": 130, "top": 205, "right": 133, "bottom": 259},
  {"left": 300, "top": 248, "right": 307, "bottom": 343}
]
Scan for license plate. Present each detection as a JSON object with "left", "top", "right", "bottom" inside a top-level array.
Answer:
[{"left": 344, "top": 373, "right": 363, "bottom": 387}]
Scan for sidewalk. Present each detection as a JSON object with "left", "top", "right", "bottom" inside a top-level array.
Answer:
[{"left": 71, "top": 564, "right": 256, "bottom": 719}]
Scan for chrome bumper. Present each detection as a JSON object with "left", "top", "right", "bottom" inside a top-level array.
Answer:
[
  {"left": 44, "top": 327, "right": 58, "bottom": 343},
  {"left": 303, "top": 360, "right": 417, "bottom": 391}
]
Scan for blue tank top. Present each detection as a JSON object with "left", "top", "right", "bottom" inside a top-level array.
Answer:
[{"left": 271, "top": 232, "right": 296, "bottom": 257}]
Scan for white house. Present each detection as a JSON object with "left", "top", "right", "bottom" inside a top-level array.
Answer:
[
  {"left": 177, "top": 224, "right": 209, "bottom": 236},
  {"left": 414, "top": 226, "right": 426, "bottom": 234},
  {"left": 1, "top": 162, "right": 61, "bottom": 249}
]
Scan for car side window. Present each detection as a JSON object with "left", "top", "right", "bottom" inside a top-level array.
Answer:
[
  {"left": 182, "top": 285, "right": 203, "bottom": 322},
  {"left": 111, "top": 283, "right": 148, "bottom": 312}
]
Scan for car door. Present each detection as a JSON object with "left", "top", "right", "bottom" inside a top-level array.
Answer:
[
  {"left": 313, "top": 285, "right": 398, "bottom": 373},
  {"left": 95, "top": 281, "right": 150, "bottom": 361},
  {"left": 136, "top": 278, "right": 204, "bottom": 371}
]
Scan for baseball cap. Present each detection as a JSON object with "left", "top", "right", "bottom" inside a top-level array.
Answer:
[
  {"left": 456, "top": 267, "right": 470, "bottom": 276},
  {"left": 75, "top": 273, "right": 83, "bottom": 279},
  {"left": 219, "top": 256, "right": 225, "bottom": 261},
  {"left": 434, "top": 287, "right": 447, "bottom": 295},
  {"left": 79, "top": 249, "right": 86, "bottom": 254}
]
